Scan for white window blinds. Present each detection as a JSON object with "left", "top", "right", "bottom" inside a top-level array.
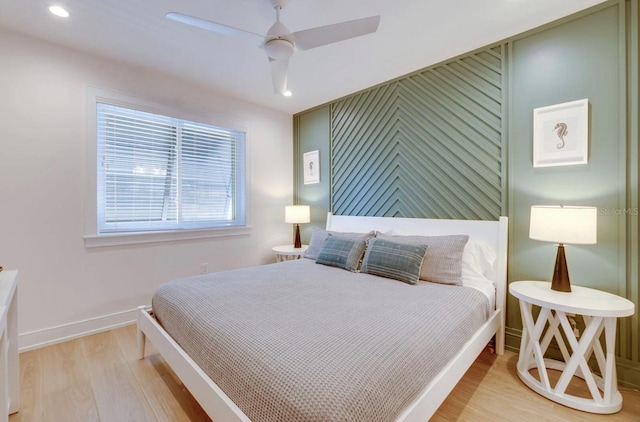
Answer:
[{"left": 96, "top": 103, "right": 246, "bottom": 234}]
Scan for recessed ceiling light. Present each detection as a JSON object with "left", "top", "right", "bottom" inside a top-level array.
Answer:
[
  {"left": 283, "top": 90, "right": 292, "bottom": 97},
  {"left": 49, "top": 5, "right": 69, "bottom": 18}
]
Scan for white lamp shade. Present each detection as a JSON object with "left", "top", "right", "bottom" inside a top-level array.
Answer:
[
  {"left": 529, "top": 205, "right": 597, "bottom": 245},
  {"left": 285, "top": 205, "right": 310, "bottom": 224}
]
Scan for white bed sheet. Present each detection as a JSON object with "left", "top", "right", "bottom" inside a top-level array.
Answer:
[{"left": 460, "top": 275, "right": 496, "bottom": 309}]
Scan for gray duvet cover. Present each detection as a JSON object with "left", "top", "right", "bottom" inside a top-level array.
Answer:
[{"left": 152, "top": 258, "right": 491, "bottom": 422}]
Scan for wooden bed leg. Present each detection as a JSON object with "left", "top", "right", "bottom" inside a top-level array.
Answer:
[{"left": 137, "top": 306, "right": 147, "bottom": 359}]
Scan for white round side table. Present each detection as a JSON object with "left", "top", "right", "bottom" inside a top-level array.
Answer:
[
  {"left": 509, "top": 281, "right": 634, "bottom": 414},
  {"left": 272, "top": 245, "right": 308, "bottom": 262}
]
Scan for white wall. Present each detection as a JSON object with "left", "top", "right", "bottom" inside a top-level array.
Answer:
[{"left": 0, "top": 29, "right": 294, "bottom": 350}]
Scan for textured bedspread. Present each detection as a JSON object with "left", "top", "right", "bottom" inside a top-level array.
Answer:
[{"left": 152, "top": 259, "right": 492, "bottom": 422}]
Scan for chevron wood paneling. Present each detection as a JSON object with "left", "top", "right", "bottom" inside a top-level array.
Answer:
[{"left": 331, "top": 45, "right": 505, "bottom": 220}]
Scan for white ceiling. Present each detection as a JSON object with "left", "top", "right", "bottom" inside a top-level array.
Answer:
[{"left": 0, "top": 0, "right": 606, "bottom": 115}]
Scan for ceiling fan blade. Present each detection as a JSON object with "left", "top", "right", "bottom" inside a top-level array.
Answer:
[
  {"left": 293, "top": 15, "right": 380, "bottom": 51},
  {"left": 269, "top": 57, "right": 289, "bottom": 94},
  {"left": 166, "top": 12, "right": 264, "bottom": 45}
]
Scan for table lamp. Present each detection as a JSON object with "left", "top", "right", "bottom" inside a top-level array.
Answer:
[
  {"left": 529, "top": 205, "right": 597, "bottom": 292},
  {"left": 285, "top": 205, "right": 310, "bottom": 248}
]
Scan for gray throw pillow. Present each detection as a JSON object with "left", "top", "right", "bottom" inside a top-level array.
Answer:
[
  {"left": 315, "top": 235, "right": 367, "bottom": 272},
  {"left": 376, "top": 233, "right": 469, "bottom": 285},
  {"left": 304, "top": 227, "right": 375, "bottom": 260},
  {"left": 361, "top": 238, "right": 428, "bottom": 285}
]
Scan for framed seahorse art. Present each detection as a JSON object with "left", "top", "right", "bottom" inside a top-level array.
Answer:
[
  {"left": 532, "top": 98, "right": 589, "bottom": 168},
  {"left": 303, "top": 149, "right": 320, "bottom": 184}
]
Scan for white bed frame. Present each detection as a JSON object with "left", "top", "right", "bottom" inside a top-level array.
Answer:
[{"left": 137, "top": 213, "right": 508, "bottom": 421}]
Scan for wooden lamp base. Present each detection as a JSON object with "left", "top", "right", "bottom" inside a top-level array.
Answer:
[
  {"left": 551, "top": 243, "right": 571, "bottom": 292},
  {"left": 293, "top": 224, "right": 302, "bottom": 249}
]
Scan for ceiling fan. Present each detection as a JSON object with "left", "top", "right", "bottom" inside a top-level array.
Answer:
[{"left": 166, "top": 0, "right": 380, "bottom": 95}]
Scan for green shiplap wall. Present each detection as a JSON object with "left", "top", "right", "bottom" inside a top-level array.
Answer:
[
  {"left": 331, "top": 46, "right": 505, "bottom": 220},
  {"left": 293, "top": 0, "right": 640, "bottom": 388}
]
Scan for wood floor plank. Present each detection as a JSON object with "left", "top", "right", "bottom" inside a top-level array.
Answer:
[
  {"left": 81, "top": 330, "right": 155, "bottom": 421},
  {"left": 113, "top": 325, "right": 211, "bottom": 422},
  {"left": 435, "top": 349, "right": 640, "bottom": 421},
  {"left": 112, "top": 324, "right": 169, "bottom": 381},
  {"left": 39, "top": 339, "right": 99, "bottom": 422},
  {"left": 143, "top": 373, "right": 212, "bottom": 422},
  {"left": 8, "top": 349, "right": 42, "bottom": 422},
  {"left": 9, "top": 327, "right": 640, "bottom": 421}
]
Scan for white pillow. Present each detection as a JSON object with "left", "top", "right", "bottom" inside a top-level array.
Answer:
[{"left": 461, "top": 240, "right": 497, "bottom": 283}]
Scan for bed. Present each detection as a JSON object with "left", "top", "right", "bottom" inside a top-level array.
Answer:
[{"left": 137, "top": 213, "right": 508, "bottom": 421}]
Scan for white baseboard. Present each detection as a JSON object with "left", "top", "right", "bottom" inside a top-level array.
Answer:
[{"left": 18, "top": 307, "right": 140, "bottom": 352}]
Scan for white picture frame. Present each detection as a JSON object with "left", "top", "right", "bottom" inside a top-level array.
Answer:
[
  {"left": 533, "top": 98, "right": 589, "bottom": 168},
  {"left": 303, "top": 150, "right": 320, "bottom": 184}
]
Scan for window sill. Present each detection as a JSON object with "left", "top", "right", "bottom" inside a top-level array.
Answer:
[{"left": 84, "top": 226, "right": 251, "bottom": 248}]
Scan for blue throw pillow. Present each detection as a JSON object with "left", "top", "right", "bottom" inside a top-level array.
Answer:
[
  {"left": 361, "top": 238, "right": 428, "bottom": 285},
  {"left": 315, "top": 235, "right": 367, "bottom": 272}
]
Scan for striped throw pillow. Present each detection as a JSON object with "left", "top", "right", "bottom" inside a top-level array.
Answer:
[
  {"left": 361, "top": 238, "right": 428, "bottom": 285},
  {"left": 315, "top": 235, "right": 367, "bottom": 272}
]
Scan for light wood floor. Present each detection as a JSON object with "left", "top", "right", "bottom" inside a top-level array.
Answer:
[{"left": 8, "top": 324, "right": 640, "bottom": 421}]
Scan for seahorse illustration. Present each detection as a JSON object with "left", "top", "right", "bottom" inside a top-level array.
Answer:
[{"left": 552, "top": 123, "right": 568, "bottom": 149}]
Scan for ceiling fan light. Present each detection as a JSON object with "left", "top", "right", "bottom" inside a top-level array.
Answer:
[
  {"left": 283, "top": 90, "right": 292, "bottom": 97},
  {"left": 264, "top": 39, "right": 294, "bottom": 60},
  {"left": 49, "top": 5, "right": 69, "bottom": 18}
]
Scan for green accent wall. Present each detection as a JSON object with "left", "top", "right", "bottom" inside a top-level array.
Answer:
[
  {"left": 508, "top": 2, "right": 628, "bottom": 351},
  {"left": 331, "top": 45, "right": 505, "bottom": 220},
  {"left": 294, "top": 105, "right": 331, "bottom": 241},
  {"left": 294, "top": 0, "right": 640, "bottom": 388}
]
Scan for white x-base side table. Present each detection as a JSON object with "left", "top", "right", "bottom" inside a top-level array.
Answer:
[
  {"left": 510, "top": 281, "right": 634, "bottom": 414},
  {"left": 272, "top": 245, "right": 308, "bottom": 262}
]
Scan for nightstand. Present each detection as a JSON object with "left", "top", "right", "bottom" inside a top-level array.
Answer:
[
  {"left": 272, "top": 245, "right": 308, "bottom": 262},
  {"left": 509, "top": 281, "right": 634, "bottom": 414}
]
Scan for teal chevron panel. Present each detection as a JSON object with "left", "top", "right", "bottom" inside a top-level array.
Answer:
[{"left": 331, "top": 45, "right": 505, "bottom": 220}]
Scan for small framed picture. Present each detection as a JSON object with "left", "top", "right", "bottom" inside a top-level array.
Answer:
[
  {"left": 303, "top": 150, "right": 320, "bottom": 184},
  {"left": 533, "top": 99, "right": 589, "bottom": 168}
]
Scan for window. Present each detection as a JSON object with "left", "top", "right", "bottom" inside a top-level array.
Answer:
[{"left": 96, "top": 103, "right": 246, "bottom": 235}]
